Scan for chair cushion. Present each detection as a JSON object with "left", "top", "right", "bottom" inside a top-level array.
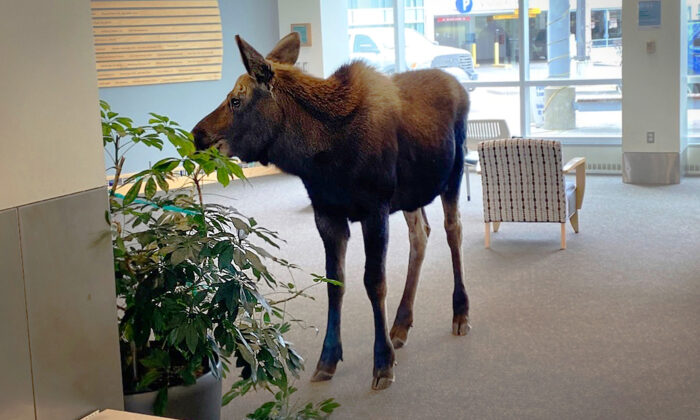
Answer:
[
  {"left": 465, "top": 150, "right": 479, "bottom": 165},
  {"left": 565, "top": 181, "right": 576, "bottom": 218}
]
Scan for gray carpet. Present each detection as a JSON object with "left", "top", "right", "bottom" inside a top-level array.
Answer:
[{"left": 204, "top": 173, "right": 700, "bottom": 420}]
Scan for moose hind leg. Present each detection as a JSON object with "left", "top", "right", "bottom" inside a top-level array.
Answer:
[
  {"left": 361, "top": 207, "right": 395, "bottom": 390},
  {"left": 390, "top": 208, "right": 430, "bottom": 349},
  {"left": 311, "top": 212, "right": 350, "bottom": 382},
  {"left": 441, "top": 194, "right": 471, "bottom": 336}
]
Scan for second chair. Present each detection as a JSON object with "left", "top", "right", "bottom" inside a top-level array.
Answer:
[{"left": 477, "top": 138, "right": 586, "bottom": 250}]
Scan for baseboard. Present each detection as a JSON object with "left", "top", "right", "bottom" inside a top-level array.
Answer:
[{"left": 108, "top": 164, "right": 282, "bottom": 195}]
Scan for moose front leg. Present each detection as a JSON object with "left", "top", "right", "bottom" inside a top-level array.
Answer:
[
  {"left": 361, "top": 207, "right": 395, "bottom": 390},
  {"left": 311, "top": 212, "right": 350, "bottom": 382}
]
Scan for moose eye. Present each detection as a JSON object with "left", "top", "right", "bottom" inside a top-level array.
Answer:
[{"left": 229, "top": 97, "right": 241, "bottom": 110}]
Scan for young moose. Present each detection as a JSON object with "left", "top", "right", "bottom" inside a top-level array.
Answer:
[{"left": 192, "top": 33, "right": 470, "bottom": 390}]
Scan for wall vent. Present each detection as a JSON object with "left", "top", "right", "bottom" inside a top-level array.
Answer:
[
  {"left": 685, "top": 164, "right": 700, "bottom": 175},
  {"left": 586, "top": 162, "right": 622, "bottom": 174}
]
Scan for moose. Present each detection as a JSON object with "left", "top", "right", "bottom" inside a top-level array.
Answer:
[{"left": 192, "top": 32, "right": 470, "bottom": 390}]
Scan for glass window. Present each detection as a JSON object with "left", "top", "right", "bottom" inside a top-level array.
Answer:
[
  {"left": 354, "top": 34, "right": 380, "bottom": 53},
  {"left": 529, "top": 84, "right": 621, "bottom": 138},
  {"left": 469, "top": 87, "right": 521, "bottom": 137},
  {"left": 529, "top": 1, "right": 622, "bottom": 81},
  {"left": 687, "top": 1, "right": 700, "bottom": 142},
  {"left": 346, "top": 0, "right": 623, "bottom": 142},
  {"left": 433, "top": 1, "right": 520, "bottom": 82},
  {"left": 347, "top": 0, "right": 395, "bottom": 74}
]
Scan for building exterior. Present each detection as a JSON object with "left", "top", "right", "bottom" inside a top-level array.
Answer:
[{"left": 348, "top": 1, "right": 623, "bottom": 64}]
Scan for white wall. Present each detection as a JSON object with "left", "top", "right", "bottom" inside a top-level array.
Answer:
[
  {"left": 622, "top": 0, "right": 685, "bottom": 154},
  {"left": 0, "top": 1, "right": 106, "bottom": 210},
  {"left": 321, "top": 0, "right": 350, "bottom": 76},
  {"left": 278, "top": 0, "right": 324, "bottom": 76},
  {"left": 278, "top": 0, "right": 349, "bottom": 78}
]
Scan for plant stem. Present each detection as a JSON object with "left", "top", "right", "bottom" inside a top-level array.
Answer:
[
  {"left": 111, "top": 156, "right": 126, "bottom": 196},
  {"left": 193, "top": 171, "right": 204, "bottom": 209},
  {"left": 131, "top": 341, "right": 138, "bottom": 383}
]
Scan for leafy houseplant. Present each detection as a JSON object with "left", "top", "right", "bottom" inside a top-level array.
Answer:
[{"left": 102, "top": 101, "right": 339, "bottom": 418}]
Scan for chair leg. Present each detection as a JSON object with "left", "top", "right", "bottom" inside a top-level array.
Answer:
[
  {"left": 465, "top": 167, "right": 471, "bottom": 201},
  {"left": 484, "top": 223, "right": 491, "bottom": 248},
  {"left": 560, "top": 223, "right": 566, "bottom": 250},
  {"left": 493, "top": 222, "right": 501, "bottom": 232},
  {"left": 570, "top": 211, "right": 579, "bottom": 233}
]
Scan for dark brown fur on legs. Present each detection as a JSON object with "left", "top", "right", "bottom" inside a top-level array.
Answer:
[{"left": 192, "top": 33, "right": 470, "bottom": 390}]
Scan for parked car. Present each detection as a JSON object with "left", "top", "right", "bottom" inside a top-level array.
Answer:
[{"left": 349, "top": 27, "right": 478, "bottom": 85}]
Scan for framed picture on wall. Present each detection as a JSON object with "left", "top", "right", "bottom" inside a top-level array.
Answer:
[{"left": 290, "top": 23, "right": 312, "bottom": 47}]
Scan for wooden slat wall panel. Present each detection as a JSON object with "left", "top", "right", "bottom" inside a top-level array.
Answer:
[
  {"left": 93, "top": 1, "right": 219, "bottom": 8},
  {"left": 97, "top": 64, "right": 220, "bottom": 79},
  {"left": 94, "top": 16, "right": 221, "bottom": 26},
  {"left": 97, "top": 56, "right": 221, "bottom": 70},
  {"left": 99, "top": 73, "right": 220, "bottom": 87},
  {"left": 95, "top": 40, "right": 222, "bottom": 53},
  {"left": 97, "top": 48, "right": 221, "bottom": 61},
  {"left": 91, "top": 0, "right": 222, "bottom": 87},
  {"left": 95, "top": 32, "right": 222, "bottom": 44},
  {"left": 93, "top": 8, "right": 219, "bottom": 17},
  {"left": 93, "top": 24, "right": 222, "bottom": 35}
]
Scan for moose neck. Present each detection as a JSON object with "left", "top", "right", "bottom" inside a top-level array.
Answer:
[{"left": 264, "top": 64, "right": 360, "bottom": 179}]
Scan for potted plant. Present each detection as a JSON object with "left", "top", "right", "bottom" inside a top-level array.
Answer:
[{"left": 102, "top": 101, "right": 339, "bottom": 419}]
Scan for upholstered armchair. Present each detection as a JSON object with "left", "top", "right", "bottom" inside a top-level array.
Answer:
[{"left": 477, "top": 138, "right": 586, "bottom": 249}]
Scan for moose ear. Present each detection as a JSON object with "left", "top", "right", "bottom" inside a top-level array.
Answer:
[
  {"left": 266, "top": 32, "right": 301, "bottom": 65},
  {"left": 236, "top": 35, "right": 273, "bottom": 84}
]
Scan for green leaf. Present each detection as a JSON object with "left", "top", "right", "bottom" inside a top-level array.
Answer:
[
  {"left": 227, "top": 161, "right": 246, "bottom": 180},
  {"left": 115, "top": 117, "right": 132, "bottom": 128},
  {"left": 155, "top": 173, "right": 169, "bottom": 192},
  {"left": 218, "top": 244, "right": 234, "bottom": 270},
  {"left": 140, "top": 349, "right": 169, "bottom": 369},
  {"left": 123, "top": 178, "right": 143, "bottom": 205},
  {"left": 185, "top": 325, "right": 198, "bottom": 354},
  {"left": 320, "top": 399, "right": 340, "bottom": 413},
  {"left": 153, "top": 158, "right": 180, "bottom": 173},
  {"left": 144, "top": 177, "right": 157, "bottom": 199},
  {"left": 171, "top": 247, "right": 188, "bottom": 265},
  {"left": 135, "top": 369, "right": 160, "bottom": 391},
  {"left": 154, "top": 387, "right": 168, "bottom": 416},
  {"left": 216, "top": 167, "right": 230, "bottom": 186},
  {"left": 183, "top": 159, "right": 195, "bottom": 175}
]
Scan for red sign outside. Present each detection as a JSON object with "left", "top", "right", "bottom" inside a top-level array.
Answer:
[{"left": 436, "top": 16, "right": 471, "bottom": 23}]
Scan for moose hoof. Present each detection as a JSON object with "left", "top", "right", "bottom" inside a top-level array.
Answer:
[
  {"left": 371, "top": 369, "right": 395, "bottom": 390},
  {"left": 310, "top": 368, "right": 335, "bottom": 382},
  {"left": 389, "top": 325, "right": 409, "bottom": 349},
  {"left": 452, "top": 316, "right": 471, "bottom": 336}
]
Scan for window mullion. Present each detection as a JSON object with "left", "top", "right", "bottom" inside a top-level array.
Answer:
[
  {"left": 393, "top": 0, "right": 406, "bottom": 73},
  {"left": 519, "top": 0, "right": 530, "bottom": 137}
]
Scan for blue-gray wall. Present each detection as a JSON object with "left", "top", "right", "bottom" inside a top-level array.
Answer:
[{"left": 100, "top": 0, "right": 280, "bottom": 173}]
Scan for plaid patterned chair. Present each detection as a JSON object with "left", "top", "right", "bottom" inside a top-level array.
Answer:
[{"left": 477, "top": 138, "right": 586, "bottom": 249}]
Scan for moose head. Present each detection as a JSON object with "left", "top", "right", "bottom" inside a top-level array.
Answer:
[{"left": 191, "top": 32, "right": 301, "bottom": 164}]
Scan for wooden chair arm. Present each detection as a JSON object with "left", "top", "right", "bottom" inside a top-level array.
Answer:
[
  {"left": 562, "top": 157, "right": 586, "bottom": 174},
  {"left": 562, "top": 157, "right": 586, "bottom": 210}
]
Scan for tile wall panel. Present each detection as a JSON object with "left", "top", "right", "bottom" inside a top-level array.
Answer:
[
  {"left": 0, "top": 208, "right": 36, "bottom": 420},
  {"left": 18, "top": 188, "right": 123, "bottom": 419}
]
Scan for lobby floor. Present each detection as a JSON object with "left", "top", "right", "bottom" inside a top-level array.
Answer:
[{"left": 205, "top": 173, "right": 700, "bottom": 420}]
